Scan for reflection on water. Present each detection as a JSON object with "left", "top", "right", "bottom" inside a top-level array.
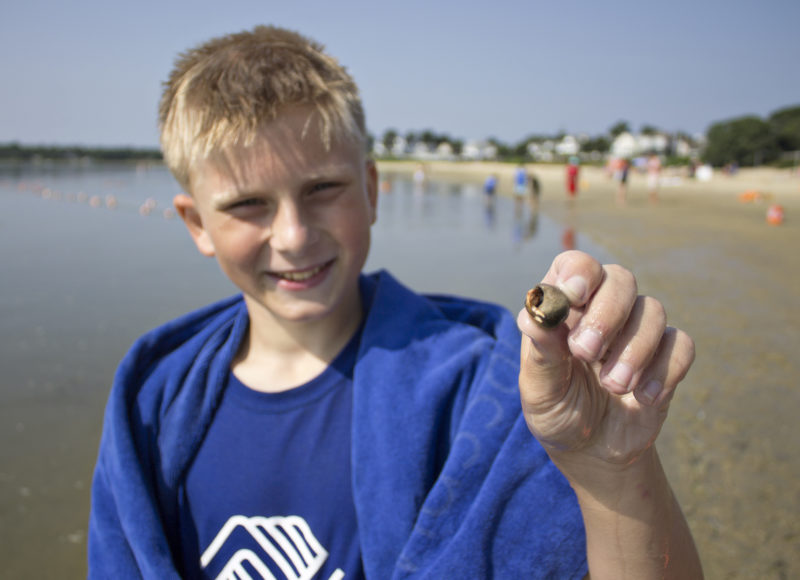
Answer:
[
  {"left": 367, "top": 172, "right": 605, "bottom": 312},
  {"left": 0, "top": 164, "right": 610, "bottom": 578}
]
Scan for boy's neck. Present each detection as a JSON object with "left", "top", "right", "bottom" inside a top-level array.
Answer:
[{"left": 232, "top": 292, "right": 363, "bottom": 393}]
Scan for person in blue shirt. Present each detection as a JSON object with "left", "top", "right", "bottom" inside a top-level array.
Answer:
[
  {"left": 88, "top": 25, "right": 703, "bottom": 579},
  {"left": 483, "top": 173, "right": 498, "bottom": 197},
  {"left": 513, "top": 164, "right": 528, "bottom": 214}
]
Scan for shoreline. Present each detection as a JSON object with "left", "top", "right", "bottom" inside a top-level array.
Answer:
[{"left": 378, "top": 159, "right": 800, "bottom": 199}]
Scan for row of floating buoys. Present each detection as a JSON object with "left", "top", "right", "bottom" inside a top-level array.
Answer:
[
  {"left": 736, "top": 190, "right": 785, "bottom": 226},
  {"left": 6, "top": 180, "right": 177, "bottom": 220}
]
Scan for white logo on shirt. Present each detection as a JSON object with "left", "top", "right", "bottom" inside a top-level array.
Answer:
[{"left": 201, "top": 514, "right": 345, "bottom": 580}]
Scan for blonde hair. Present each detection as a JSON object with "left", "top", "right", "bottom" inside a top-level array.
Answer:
[{"left": 159, "top": 25, "right": 366, "bottom": 191}]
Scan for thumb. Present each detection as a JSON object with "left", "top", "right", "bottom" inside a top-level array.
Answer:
[{"left": 516, "top": 307, "right": 575, "bottom": 414}]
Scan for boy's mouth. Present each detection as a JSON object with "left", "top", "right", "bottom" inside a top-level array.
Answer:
[{"left": 270, "top": 261, "right": 332, "bottom": 282}]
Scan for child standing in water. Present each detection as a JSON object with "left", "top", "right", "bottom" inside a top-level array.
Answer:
[{"left": 566, "top": 156, "right": 580, "bottom": 198}]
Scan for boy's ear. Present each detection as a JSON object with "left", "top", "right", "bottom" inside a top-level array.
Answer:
[
  {"left": 366, "top": 160, "right": 378, "bottom": 225},
  {"left": 173, "top": 194, "right": 216, "bottom": 257}
]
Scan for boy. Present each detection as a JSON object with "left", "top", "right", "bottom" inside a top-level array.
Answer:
[{"left": 89, "top": 26, "right": 702, "bottom": 579}]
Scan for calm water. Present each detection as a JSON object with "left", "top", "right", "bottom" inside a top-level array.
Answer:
[{"left": 0, "top": 163, "right": 610, "bottom": 577}]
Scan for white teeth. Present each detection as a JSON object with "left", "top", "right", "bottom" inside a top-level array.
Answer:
[{"left": 279, "top": 264, "right": 325, "bottom": 281}]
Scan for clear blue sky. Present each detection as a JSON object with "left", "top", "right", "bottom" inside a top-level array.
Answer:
[{"left": 2, "top": 0, "right": 798, "bottom": 148}]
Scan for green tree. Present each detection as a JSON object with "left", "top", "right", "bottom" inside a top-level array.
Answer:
[
  {"left": 381, "top": 129, "right": 398, "bottom": 152},
  {"left": 609, "top": 121, "right": 630, "bottom": 139},
  {"left": 703, "top": 116, "right": 780, "bottom": 167},
  {"left": 582, "top": 136, "right": 610, "bottom": 153},
  {"left": 487, "top": 137, "right": 511, "bottom": 159},
  {"left": 419, "top": 129, "right": 436, "bottom": 146},
  {"left": 769, "top": 105, "right": 800, "bottom": 152},
  {"left": 513, "top": 140, "right": 530, "bottom": 158}
]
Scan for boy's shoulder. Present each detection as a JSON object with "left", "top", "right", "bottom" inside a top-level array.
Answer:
[
  {"left": 128, "top": 294, "right": 246, "bottom": 367},
  {"left": 114, "top": 294, "right": 248, "bottom": 412}
]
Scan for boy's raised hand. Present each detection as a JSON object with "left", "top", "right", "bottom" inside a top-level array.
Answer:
[
  {"left": 517, "top": 251, "right": 705, "bottom": 578},
  {"left": 516, "top": 250, "right": 695, "bottom": 476}
]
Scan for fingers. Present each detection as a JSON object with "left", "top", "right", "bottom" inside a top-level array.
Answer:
[
  {"left": 565, "top": 264, "right": 637, "bottom": 362},
  {"left": 520, "top": 251, "right": 694, "bottom": 406},
  {"left": 539, "top": 252, "right": 640, "bottom": 365},
  {"left": 540, "top": 250, "right": 605, "bottom": 306},
  {"left": 632, "top": 327, "right": 695, "bottom": 406},
  {"left": 597, "top": 295, "right": 666, "bottom": 395}
]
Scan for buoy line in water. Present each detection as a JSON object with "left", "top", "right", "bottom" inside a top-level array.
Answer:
[{"left": 4, "top": 179, "right": 178, "bottom": 220}]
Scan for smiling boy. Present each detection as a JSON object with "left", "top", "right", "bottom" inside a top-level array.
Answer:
[
  {"left": 175, "top": 105, "right": 377, "bottom": 393},
  {"left": 89, "top": 26, "right": 702, "bottom": 579}
]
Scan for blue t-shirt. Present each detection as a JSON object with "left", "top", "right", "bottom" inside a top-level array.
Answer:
[
  {"left": 484, "top": 175, "right": 497, "bottom": 194},
  {"left": 177, "top": 330, "right": 364, "bottom": 580},
  {"left": 514, "top": 168, "right": 527, "bottom": 187}
]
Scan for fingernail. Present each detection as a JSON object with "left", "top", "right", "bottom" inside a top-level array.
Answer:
[
  {"left": 571, "top": 327, "right": 604, "bottom": 360},
  {"left": 560, "top": 275, "right": 588, "bottom": 303},
  {"left": 639, "top": 379, "right": 663, "bottom": 405},
  {"left": 606, "top": 361, "right": 634, "bottom": 392}
]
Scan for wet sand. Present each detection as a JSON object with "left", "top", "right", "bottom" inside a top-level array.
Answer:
[{"left": 381, "top": 160, "right": 800, "bottom": 579}]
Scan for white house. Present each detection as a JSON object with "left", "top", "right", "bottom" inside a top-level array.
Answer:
[
  {"left": 411, "top": 141, "right": 432, "bottom": 159},
  {"left": 372, "top": 141, "right": 387, "bottom": 157},
  {"left": 435, "top": 142, "right": 456, "bottom": 160},
  {"left": 611, "top": 132, "right": 671, "bottom": 158},
  {"left": 555, "top": 135, "right": 580, "bottom": 156},
  {"left": 461, "top": 140, "right": 497, "bottom": 161},
  {"left": 611, "top": 132, "right": 638, "bottom": 158},
  {"left": 391, "top": 135, "right": 408, "bottom": 157},
  {"left": 527, "top": 140, "right": 555, "bottom": 162}
]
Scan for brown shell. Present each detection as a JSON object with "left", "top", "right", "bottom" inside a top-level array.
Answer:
[{"left": 524, "top": 284, "right": 570, "bottom": 329}]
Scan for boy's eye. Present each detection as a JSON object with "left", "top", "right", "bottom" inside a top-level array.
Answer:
[
  {"left": 227, "top": 198, "right": 264, "bottom": 210},
  {"left": 309, "top": 181, "right": 341, "bottom": 195}
]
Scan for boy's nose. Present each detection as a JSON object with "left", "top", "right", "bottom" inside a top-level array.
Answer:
[{"left": 269, "top": 200, "right": 318, "bottom": 252}]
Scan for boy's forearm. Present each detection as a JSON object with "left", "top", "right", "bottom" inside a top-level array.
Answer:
[{"left": 560, "top": 448, "right": 703, "bottom": 580}]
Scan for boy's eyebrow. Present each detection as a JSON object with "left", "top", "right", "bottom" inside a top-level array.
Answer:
[{"left": 210, "top": 190, "right": 246, "bottom": 209}]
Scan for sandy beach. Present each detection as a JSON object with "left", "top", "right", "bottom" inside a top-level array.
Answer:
[{"left": 379, "top": 160, "right": 800, "bottom": 579}]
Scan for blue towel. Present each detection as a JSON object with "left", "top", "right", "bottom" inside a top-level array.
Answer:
[{"left": 89, "top": 270, "right": 587, "bottom": 578}]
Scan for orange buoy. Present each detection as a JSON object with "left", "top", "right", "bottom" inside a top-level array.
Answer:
[{"left": 766, "top": 204, "right": 784, "bottom": 225}]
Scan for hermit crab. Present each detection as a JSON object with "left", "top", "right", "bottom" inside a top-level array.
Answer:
[{"left": 524, "top": 284, "right": 570, "bottom": 329}]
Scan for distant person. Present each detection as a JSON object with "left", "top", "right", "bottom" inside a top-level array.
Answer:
[
  {"left": 413, "top": 163, "right": 426, "bottom": 186},
  {"left": 482, "top": 173, "right": 498, "bottom": 228},
  {"left": 483, "top": 172, "right": 498, "bottom": 205},
  {"left": 528, "top": 170, "right": 541, "bottom": 212},
  {"left": 646, "top": 153, "right": 662, "bottom": 203},
  {"left": 513, "top": 164, "right": 528, "bottom": 214},
  {"left": 617, "top": 157, "right": 631, "bottom": 205},
  {"left": 605, "top": 157, "right": 616, "bottom": 179},
  {"left": 88, "top": 25, "right": 703, "bottom": 579},
  {"left": 565, "top": 156, "right": 580, "bottom": 198}
]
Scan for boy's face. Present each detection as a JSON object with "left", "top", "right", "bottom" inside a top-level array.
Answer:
[{"left": 174, "top": 106, "right": 377, "bottom": 328}]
